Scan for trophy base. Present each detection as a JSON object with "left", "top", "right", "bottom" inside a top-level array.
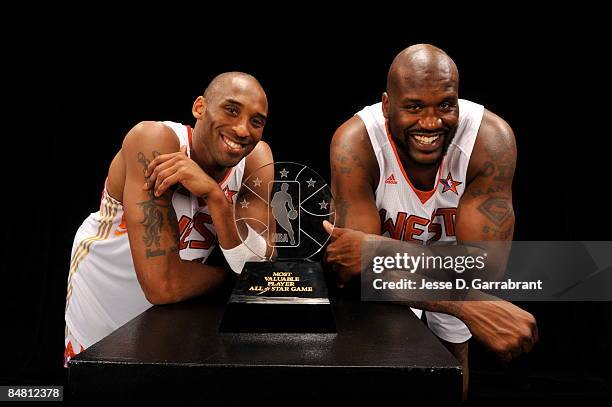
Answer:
[{"left": 219, "top": 261, "right": 336, "bottom": 333}]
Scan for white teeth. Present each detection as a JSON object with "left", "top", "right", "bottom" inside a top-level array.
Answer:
[
  {"left": 223, "top": 136, "right": 242, "bottom": 149},
  {"left": 414, "top": 135, "right": 440, "bottom": 145}
]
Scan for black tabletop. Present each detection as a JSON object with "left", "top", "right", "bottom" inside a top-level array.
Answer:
[{"left": 69, "top": 297, "right": 462, "bottom": 403}]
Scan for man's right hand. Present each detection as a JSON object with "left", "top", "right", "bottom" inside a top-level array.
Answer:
[{"left": 460, "top": 300, "right": 538, "bottom": 362}]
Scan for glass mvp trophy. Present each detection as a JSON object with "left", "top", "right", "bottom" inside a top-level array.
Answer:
[{"left": 219, "top": 162, "right": 337, "bottom": 333}]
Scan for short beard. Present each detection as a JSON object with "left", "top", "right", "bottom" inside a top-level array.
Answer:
[{"left": 396, "top": 127, "right": 458, "bottom": 165}]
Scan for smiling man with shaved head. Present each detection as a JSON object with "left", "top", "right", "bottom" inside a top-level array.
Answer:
[
  {"left": 325, "top": 45, "right": 538, "bottom": 398},
  {"left": 64, "top": 72, "right": 273, "bottom": 366}
]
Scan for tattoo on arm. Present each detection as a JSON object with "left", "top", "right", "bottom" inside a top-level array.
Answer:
[
  {"left": 482, "top": 224, "right": 513, "bottom": 240},
  {"left": 139, "top": 197, "right": 167, "bottom": 258},
  {"left": 330, "top": 136, "right": 375, "bottom": 227},
  {"left": 480, "top": 160, "right": 514, "bottom": 183},
  {"left": 477, "top": 197, "right": 512, "bottom": 227},
  {"left": 136, "top": 151, "right": 176, "bottom": 258},
  {"left": 477, "top": 196, "right": 514, "bottom": 240},
  {"left": 481, "top": 161, "right": 495, "bottom": 177},
  {"left": 137, "top": 151, "right": 159, "bottom": 175},
  {"left": 470, "top": 130, "right": 517, "bottom": 239},
  {"left": 334, "top": 196, "right": 352, "bottom": 227},
  {"left": 469, "top": 183, "right": 506, "bottom": 198},
  {"left": 333, "top": 152, "right": 352, "bottom": 175},
  {"left": 332, "top": 141, "right": 368, "bottom": 176}
]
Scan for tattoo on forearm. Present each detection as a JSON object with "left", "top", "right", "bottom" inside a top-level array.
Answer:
[
  {"left": 137, "top": 151, "right": 174, "bottom": 258},
  {"left": 478, "top": 197, "right": 513, "bottom": 227}
]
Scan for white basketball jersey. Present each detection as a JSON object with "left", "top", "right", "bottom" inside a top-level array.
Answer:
[
  {"left": 356, "top": 100, "right": 484, "bottom": 343},
  {"left": 65, "top": 121, "right": 246, "bottom": 348}
]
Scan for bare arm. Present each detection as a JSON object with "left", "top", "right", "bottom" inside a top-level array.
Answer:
[
  {"left": 122, "top": 122, "right": 229, "bottom": 305},
  {"left": 450, "top": 112, "right": 537, "bottom": 359},
  {"left": 330, "top": 116, "right": 380, "bottom": 233},
  {"left": 406, "top": 110, "right": 519, "bottom": 317},
  {"left": 456, "top": 110, "right": 516, "bottom": 276},
  {"left": 325, "top": 116, "right": 382, "bottom": 286},
  {"left": 238, "top": 140, "right": 275, "bottom": 257},
  {"left": 211, "top": 140, "right": 273, "bottom": 252}
]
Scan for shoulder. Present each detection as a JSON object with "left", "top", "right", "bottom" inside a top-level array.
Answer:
[
  {"left": 477, "top": 109, "right": 515, "bottom": 150},
  {"left": 121, "top": 121, "right": 180, "bottom": 153},
  {"left": 247, "top": 140, "right": 272, "bottom": 162},
  {"left": 245, "top": 140, "right": 273, "bottom": 173},
  {"left": 467, "top": 109, "right": 517, "bottom": 182},
  {"left": 331, "top": 115, "right": 370, "bottom": 150},
  {"left": 330, "top": 115, "right": 378, "bottom": 185}
]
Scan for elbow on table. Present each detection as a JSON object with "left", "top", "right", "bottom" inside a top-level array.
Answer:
[
  {"left": 142, "top": 279, "right": 183, "bottom": 305},
  {"left": 138, "top": 261, "right": 231, "bottom": 305},
  {"left": 137, "top": 266, "right": 184, "bottom": 305}
]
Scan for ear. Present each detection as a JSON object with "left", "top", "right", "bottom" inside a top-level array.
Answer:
[
  {"left": 192, "top": 96, "right": 206, "bottom": 119},
  {"left": 382, "top": 92, "right": 390, "bottom": 119}
]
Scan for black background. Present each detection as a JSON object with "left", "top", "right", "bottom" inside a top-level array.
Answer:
[{"left": 3, "top": 18, "right": 611, "bottom": 402}]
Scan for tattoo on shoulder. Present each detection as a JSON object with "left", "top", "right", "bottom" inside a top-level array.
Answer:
[{"left": 136, "top": 151, "right": 172, "bottom": 259}]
